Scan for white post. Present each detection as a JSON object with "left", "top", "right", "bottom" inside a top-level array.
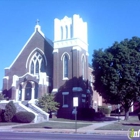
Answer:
[
  {"left": 73, "top": 97, "right": 78, "bottom": 133},
  {"left": 15, "top": 89, "right": 19, "bottom": 101},
  {"left": 21, "top": 88, "right": 25, "bottom": 101},
  {"left": 31, "top": 88, "right": 35, "bottom": 100}
]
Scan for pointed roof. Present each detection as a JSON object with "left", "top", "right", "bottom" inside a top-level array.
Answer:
[
  {"left": 7, "top": 22, "right": 47, "bottom": 69},
  {"left": 34, "top": 19, "right": 45, "bottom": 37}
]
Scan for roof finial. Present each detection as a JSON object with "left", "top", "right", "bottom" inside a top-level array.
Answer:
[
  {"left": 36, "top": 19, "right": 39, "bottom": 25},
  {"left": 34, "top": 19, "right": 45, "bottom": 37}
]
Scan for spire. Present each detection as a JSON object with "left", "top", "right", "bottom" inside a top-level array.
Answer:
[
  {"left": 36, "top": 19, "right": 39, "bottom": 25},
  {"left": 35, "top": 19, "right": 40, "bottom": 31},
  {"left": 34, "top": 19, "right": 45, "bottom": 37}
]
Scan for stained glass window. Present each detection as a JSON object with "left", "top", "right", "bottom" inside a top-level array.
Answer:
[
  {"left": 30, "top": 52, "right": 46, "bottom": 75},
  {"left": 31, "top": 61, "right": 34, "bottom": 74},
  {"left": 64, "top": 55, "right": 68, "bottom": 78},
  {"left": 36, "top": 60, "right": 39, "bottom": 73}
]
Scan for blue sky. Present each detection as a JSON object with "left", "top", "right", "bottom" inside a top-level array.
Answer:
[{"left": 0, "top": 0, "right": 140, "bottom": 89}]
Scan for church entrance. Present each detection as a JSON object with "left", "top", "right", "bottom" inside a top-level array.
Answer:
[
  {"left": 25, "top": 82, "right": 32, "bottom": 100},
  {"left": 17, "top": 80, "right": 39, "bottom": 101}
]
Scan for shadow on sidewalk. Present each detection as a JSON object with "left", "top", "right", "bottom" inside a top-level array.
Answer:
[
  {"left": 44, "top": 127, "right": 52, "bottom": 129},
  {"left": 93, "top": 116, "right": 121, "bottom": 122},
  {"left": 122, "top": 123, "right": 140, "bottom": 126}
]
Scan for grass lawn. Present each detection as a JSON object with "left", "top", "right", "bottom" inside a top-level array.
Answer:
[
  {"left": 0, "top": 122, "right": 20, "bottom": 126},
  {"left": 13, "top": 121, "right": 92, "bottom": 129},
  {"left": 49, "top": 118, "right": 99, "bottom": 123},
  {"left": 50, "top": 116, "right": 121, "bottom": 123},
  {"left": 96, "top": 116, "right": 140, "bottom": 131}
]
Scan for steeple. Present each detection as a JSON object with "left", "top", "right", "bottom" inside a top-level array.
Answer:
[
  {"left": 34, "top": 19, "right": 45, "bottom": 37},
  {"left": 36, "top": 19, "right": 40, "bottom": 25}
]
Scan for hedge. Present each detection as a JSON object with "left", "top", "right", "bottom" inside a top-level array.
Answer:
[
  {"left": 98, "top": 106, "right": 111, "bottom": 115},
  {"left": 13, "top": 111, "right": 35, "bottom": 123},
  {"left": 4, "top": 101, "right": 16, "bottom": 122}
]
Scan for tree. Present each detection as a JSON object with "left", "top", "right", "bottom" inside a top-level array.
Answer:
[
  {"left": 4, "top": 101, "right": 16, "bottom": 122},
  {"left": 92, "top": 37, "right": 140, "bottom": 120},
  {"left": 0, "top": 93, "right": 5, "bottom": 101},
  {"left": 37, "top": 93, "right": 59, "bottom": 116}
]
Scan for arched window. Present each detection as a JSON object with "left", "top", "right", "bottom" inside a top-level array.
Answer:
[
  {"left": 41, "top": 59, "right": 45, "bottom": 72},
  {"left": 30, "top": 52, "right": 45, "bottom": 75},
  {"left": 36, "top": 60, "right": 39, "bottom": 73},
  {"left": 31, "top": 61, "right": 34, "bottom": 74},
  {"left": 63, "top": 55, "right": 68, "bottom": 78},
  {"left": 82, "top": 57, "right": 85, "bottom": 79}
]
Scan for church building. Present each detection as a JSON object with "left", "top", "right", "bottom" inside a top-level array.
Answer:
[{"left": 2, "top": 14, "right": 102, "bottom": 118}]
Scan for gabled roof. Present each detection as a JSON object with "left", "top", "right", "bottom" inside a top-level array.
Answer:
[{"left": 6, "top": 24, "right": 50, "bottom": 69}]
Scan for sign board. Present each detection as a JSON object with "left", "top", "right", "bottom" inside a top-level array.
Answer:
[{"left": 73, "top": 97, "right": 78, "bottom": 107}]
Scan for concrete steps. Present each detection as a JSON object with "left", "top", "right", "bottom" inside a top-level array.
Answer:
[
  {"left": 27, "top": 102, "right": 49, "bottom": 122},
  {"left": 0, "top": 100, "right": 49, "bottom": 123}
]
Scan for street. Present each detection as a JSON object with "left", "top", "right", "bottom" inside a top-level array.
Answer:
[{"left": 0, "top": 132, "right": 135, "bottom": 140}]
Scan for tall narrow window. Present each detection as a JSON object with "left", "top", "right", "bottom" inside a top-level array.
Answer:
[
  {"left": 62, "top": 92, "right": 69, "bottom": 108},
  {"left": 61, "top": 26, "right": 63, "bottom": 40},
  {"left": 82, "top": 57, "right": 85, "bottom": 79},
  {"left": 63, "top": 55, "right": 68, "bottom": 78},
  {"left": 36, "top": 60, "right": 39, "bottom": 73},
  {"left": 31, "top": 61, "right": 34, "bottom": 74},
  {"left": 66, "top": 25, "right": 68, "bottom": 39},
  {"left": 41, "top": 59, "right": 45, "bottom": 72}
]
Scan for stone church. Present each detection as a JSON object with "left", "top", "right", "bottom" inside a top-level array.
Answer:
[{"left": 2, "top": 14, "right": 102, "bottom": 118}]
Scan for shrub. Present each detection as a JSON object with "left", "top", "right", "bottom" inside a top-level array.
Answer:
[
  {"left": 138, "top": 112, "right": 140, "bottom": 121},
  {"left": 4, "top": 101, "right": 16, "bottom": 122},
  {"left": 77, "top": 108, "right": 95, "bottom": 120},
  {"left": 98, "top": 106, "right": 111, "bottom": 115},
  {"left": 94, "top": 112, "right": 105, "bottom": 119},
  {"left": 111, "top": 106, "right": 124, "bottom": 114},
  {"left": 0, "top": 116, "right": 2, "bottom": 122},
  {"left": 0, "top": 108, "right": 3, "bottom": 117},
  {"left": 0, "top": 108, "right": 5, "bottom": 122},
  {"left": 0, "top": 109, "right": 2, "bottom": 122},
  {"left": 13, "top": 111, "right": 35, "bottom": 123}
]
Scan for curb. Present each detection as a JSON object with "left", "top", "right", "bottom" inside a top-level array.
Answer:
[{"left": 7, "top": 128, "right": 128, "bottom": 135}]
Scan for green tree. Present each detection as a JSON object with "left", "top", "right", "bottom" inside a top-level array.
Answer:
[
  {"left": 37, "top": 93, "right": 59, "bottom": 116},
  {"left": 92, "top": 37, "right": 140, "bottom": 120},
  {"left": 0, "top": 93, "right": 5, "bottom": 101},
  {"left": 4, "top": 101, "right": 16, "bottom": 122}
]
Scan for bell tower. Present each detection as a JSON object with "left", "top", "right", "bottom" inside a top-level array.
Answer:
[
  {"left": 52, "top": 14, "right": 89, "bottom": 93},
  {"left": 54, "top": 14, "right": 88, "bottom": 51}
]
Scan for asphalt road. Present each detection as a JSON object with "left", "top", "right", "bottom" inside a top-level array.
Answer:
[{"left": 0, "top": 132, "right": 136, "bottom": 140}]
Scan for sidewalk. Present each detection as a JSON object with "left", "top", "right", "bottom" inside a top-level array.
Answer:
[{"left": 0, "top": 117, "right": 128, "bottom": 135}]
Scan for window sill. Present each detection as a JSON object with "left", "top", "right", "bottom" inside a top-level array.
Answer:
[
  {"left": 63, "top": 77, "right": 69, "bottom": 80},
  {"left": 62, "top": 92, "right": 69, "bottom": 95},
  {"left": 62, "top": 105, "right": 68, "bottom": 108}
]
